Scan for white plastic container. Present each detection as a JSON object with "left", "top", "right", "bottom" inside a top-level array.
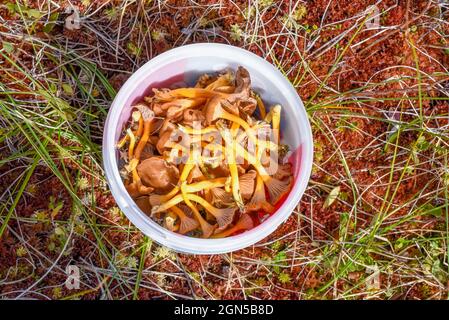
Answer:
[{"left": 103, "top": 43, "right": 313, "bottom": 254}]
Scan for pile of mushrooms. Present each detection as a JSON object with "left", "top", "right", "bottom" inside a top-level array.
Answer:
[{"left": 118, "top": 67, "right": 293, "bottom": 238}]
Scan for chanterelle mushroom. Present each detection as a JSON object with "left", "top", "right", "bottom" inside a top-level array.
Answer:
[
  {"left": 183, "top": 109, "right": 206, "bottom": 127},
  {"left": 137, "top": 157, "right": 179, "bottom": 192}
]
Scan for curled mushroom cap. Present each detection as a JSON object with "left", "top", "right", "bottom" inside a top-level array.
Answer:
[
  {"left": 228, "top": 67, "right": 250, "bottom": 104},
  {"left": 137, "top": 157, "right": 179, "bottom": 192}
]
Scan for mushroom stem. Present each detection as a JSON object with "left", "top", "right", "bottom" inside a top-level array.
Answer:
[
  {"left": 169, "top": 205, "right": 199, "bottom": 234},
  {"left": 117, "top": 113, "right": 144, "bottom": 148},
  {"left": 255, "top": 94, "right": 266, "bottom": 119},
  {"left": 177, "top": 183, "right": 215, "bottom": 238},
  {"left": 230, "top": 122, "right": 240, "bottom": 137},
  {"left": 271, "top": 104, "right": 281, "bottom": 146},
  {"left": 184, "top": 177, "right": 227, "bottom": 193},
  {"left": 156, "top": 88, "right": 227, "bottom": 100},
  {"left": 152, "top": 193, "right": 236, "bottom": 229},
  {"left": 226, "top": 138, "right": 292, "bottom": 204},
  {"left": 211, "top": 213, "right": 254, "bottom": 238},
  {"left": 205, "top": 73, "right": 232, "bottom": 90},
  {"left": 133, "top": 120, "right": 152, "bottom": 160},
  {"left": 247, "top": 173, "right": 274, "bottom": 213},
  {"left": 184, "top": 199, "right": 215, "bottom": 238},
  {"left": 178, "top": 125, "right": 218, "bottom": 135},
  {"left": 217, "top": 124, "right": 244, "bottom": 210},
  {"left": 220, "top": 108, "right": 259, "bottom": 147},
  {"left": 127, "top": 129, "right": 136, "bottom": 160}
]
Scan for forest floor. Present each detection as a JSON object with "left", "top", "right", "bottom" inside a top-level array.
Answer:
[{"left": 0, "top": 0, "right": 449, "bottom": 299}]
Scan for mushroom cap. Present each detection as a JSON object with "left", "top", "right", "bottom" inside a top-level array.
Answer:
[
  {"left": 183, "top": 109, "right": 205, "bottom": 127},
  {"left": 135, "top": 103, "right": 155, "bottom": 121},
  {"left": 159, "top": 119, "right": 176, "bottom": 137},
  {"left": 134, "top": 196, "right": 152, "bottom": 215},
  {"left": 274, "top": 162, "right": 293, "bottom": 180},
  {"left": 221, "top": 100, "right": 240, "bottom": 116},
  {"left": 195, "top": 73, "right": 213, "bottom": 88},
  {"left": 139, "top": 143, "right": 155, "bottom": 161},
  {"left": 137, "top": 157, "right": 180, "bottom": 192},
  {"left": 156, "top": 130, "right": 173, "bottom": 155},
  {"left": 187, "top": 165, "right": 204, "bottom": 183},
  {"left": 227, "top": 66, "right": 251, "bottom": 104},
  {"left": 204, "top": 96, "right": 224, "bottom": 125},
  {"left": 239, "top": 170, "right": 257, "bottom": 200},
  {"left": 166, "top": 106, "right": 184, "bottom": 122}
]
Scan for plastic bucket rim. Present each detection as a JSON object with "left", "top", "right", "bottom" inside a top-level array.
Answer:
[{"left": 102, "top": 43, "right": 313, "bottom": 254}]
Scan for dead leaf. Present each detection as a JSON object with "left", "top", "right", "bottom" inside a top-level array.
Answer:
[{"left": 323, "top": 186, "right": 340, "bottom": 209}]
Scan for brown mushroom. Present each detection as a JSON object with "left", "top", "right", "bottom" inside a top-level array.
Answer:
[
  {"left": 137, "top": 157, "right": 179, "bottom": 192},
  {"left": 152, "top": 193, "right": 236, "bottom": 229},
  {"left": 239, "top": 170, "right": 257, "bottom": 200},
  {"left": 274, "top": 162, "right": 293, "bottom": 180},
  {"left": 169, "top": 205, "right": 199, "bottom": 234},
  {"left": 246, "top": 173, "right": 274, "bottom": 213},
  {"left": 158, "top": 119, "right": 176, "bottom": 138},
  {"left": 165, "top": 99, "right": 206, "bottom": 121},
  {"left": 211, "top": 213, "right": 254, "bottom": 238},
  {"left": 226, "top": 66, "right": 257, "bottom": 116},
  {"left": 134, "top": 196, "right": 152, "bottom": 215},
  {"left": 183, "top": 109, "right": 206, "bottom": 127},
  {"left": 210, "top": 187, "right": 234, "bottom": 207}
]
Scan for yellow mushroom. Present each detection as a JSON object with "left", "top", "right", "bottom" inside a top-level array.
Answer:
[
  {"left": 178, "top": 124, "right": 218, "bottom": 135},
  {"left": 117, "top": 111, "right": 144, "bottom": 149},
  {"left": 152, "top": 193, "right": 236, "bottom": 229},
  {"left": 148, "top": 148, "right": 197, "bottom": 206},
  {"left": 205, "top": 98, "right": 259, "bottom": 148},
  {"left": 271, "top": 104, "right": 281, "bottom": 146},
  {"left": 126, "top": 128, "right": 136, "bottom": 160},
  {"left": 154, "top": 87, "right": 227, "bottom": 101},
  {"left": 205, "top": 71, "right": 233, "bottom": 91},
  {"left": 184, "top": 177, "right": 228, "bottom": 193},
  {"left": 133, "top": 104, "right": 155, "bottom": 160},
  {"left": 217, "top": 123, "right": 244, "bottom": 210},
  {"left": 227, "top": 138, "right": 292, "bottom": 205}
]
